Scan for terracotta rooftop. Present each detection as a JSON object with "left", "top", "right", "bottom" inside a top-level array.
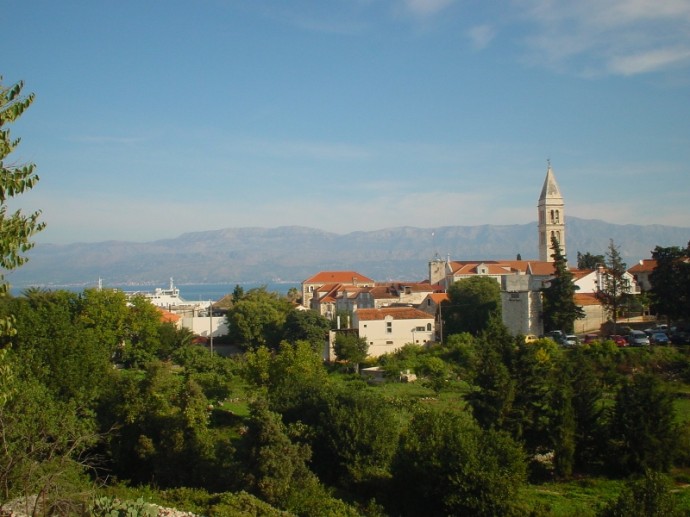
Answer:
[
  {"left": 355, "top": 307, "right": 434, "bottom": 321},
  {"left": 628, "top": 259, "right": 657, "bottom": 273},
  {"left": 303, "top": 271, "right": 375, "bottom": 284},
  {"left": 574, "top": 293, "right": 601, "bottom": 306}
]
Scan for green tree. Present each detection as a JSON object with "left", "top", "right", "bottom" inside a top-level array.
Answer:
[
  {"left": 391, "top": 408, "right": 526, "bottom": 516},
  {"left": 226, "top": 287, "right": 292, "bottom": 350},
  {"left": 0, "top": 78, "right": 44, "bottom": 410},
  {"left": 577, "top": 251, "right": 605, "bottom": 270},
  {"left": 0, "top": 360, "right": 98, "bottom": 511},
  {"left": 0, "top": 78, "right": 44, "bottom": 314},
  {"left": 608, "top": 374, "right": 677, "bottom": 474},
  {"left": 238, "top": 398, "right": 330, "bottom": 515},
  {"left": 282, "top": 309, "right": 330, "bottom": 351},
  {"left": 598, "top": 470, "right": 683, "bottom": 517},
  {"left": 266, "top": 340, "right": 330, "bottom": 419},
  {"left": 542, "top": 235, "right": 584, "bottom": 333},
  {"left": 333, "top": 332, "right": 369, "bottom": 372},
  {"left": 507, "top": 341, "right": 564, "bottom": 455},
  {"left": 443, "top": 276, "right": 501, "bottom": 336},
  {"left": 100, "top": 361, "right": 215, "bottom": 487},
  {"left": 567, "top": 348, "right": 606, "bottom": 471},
  {"left": 649, "top": 244, "right": 690, "bottom": 322},
  {"left": 467, "top": 341, "right": 515, "bottom": 430},
  {"left": 550, "top": 373, "right": 575, "bottom": 478},
  {"left": 77, "top": 287, "right": 129, "bottom": 357},
  {"left": 597, "top": 239, "right": 631, "bottom": 333},
  {"left": 10, "top": 291, "right": 112, "bottom": 404},
  {"left": 312, "top": 385, "right": 399, "bottom": 487}
]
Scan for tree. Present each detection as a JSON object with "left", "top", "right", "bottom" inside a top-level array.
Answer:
[
  {"left": 466, "top": 339, "right": 515, "bottom": 430},
  {"left": 333, "top": 332, "right": 369, "bottom": 372},
  {"left": 0, "top": 78, "right": 44, "bottom": 305},
  {"left": 597, "top": 239, "right": 631, "bottom": 333},
  {"left": 577, "top": 251, "right": 605, "bottom": 270},
  {"left": 282, "top": 309, "right": 330, "bottom": 351},
  {"left": 443, "top": 276, "right": 501, "bottom": 336},
  {"left": 226, "top": 287, "right": 292, "bottom": 350},
  {"left": 598, "top": 470, "right": 683, "bottom": 517},
  {"left": 649, "top": 244, "right": 690, "bottom": 322},
  {"left": 542, "top": 235, "right": 584, "bottom": 333},
  {"left": 567, "top": 348, "right": 606, "bottom": 471},
  {"left": 608, "top": 374, "right": 678, "bottom": 474},
  {"left": 312, "top": 385, "right": 399, "bottom": 487},
  {"left": 238, "top": 398, "right": 327, "bottom": 515},
  {"left": 391, "top": 408, "right": 526, "bottom": 516},
  {"left": 0, "top": 78, "right": 44, "bottom": 410}
]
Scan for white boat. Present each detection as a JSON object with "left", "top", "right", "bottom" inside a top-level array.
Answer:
[{"left": 129, "top": 278, "right": 211, "bottom": 312}]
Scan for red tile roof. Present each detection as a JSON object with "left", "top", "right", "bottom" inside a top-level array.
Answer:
[
  {"left": 449, "top": 260, "right": 556, "bottom": 277},
  {"left": 356, "top": 307, "right": 434, "bottom": 321},
  {"left": 574, "top": 293, "right": 601, "bottom": 306},
  {"left": 628, "top": 259, "right": 657, "bottom": 273},
  {"left": 157, "top": 307, "right": 181, "bottom": 323},
  {"left": 303, "top": 271, "right": 375, "bottom": 284}
]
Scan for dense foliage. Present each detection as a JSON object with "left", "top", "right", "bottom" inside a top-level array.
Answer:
[{"left": 542, "top": 236, "right": 585, "bottom": 333}]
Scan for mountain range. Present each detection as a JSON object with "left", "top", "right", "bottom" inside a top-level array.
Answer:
[{"left": 6, "top": 217, "right": 689, "bottom": 288}]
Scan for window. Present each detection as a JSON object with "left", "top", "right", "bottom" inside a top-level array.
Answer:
[
  {"left": 427, "top": 323, "right": 432, "bottom": 331},
  {"left": 386, "top": 341, "right": 393, "bottom": 345},
  {"left": 386, "top": 322, "right": 392, "bottom": 334},
  {"left": 555, "top": 210, "right": 560, "bottom": 223}
]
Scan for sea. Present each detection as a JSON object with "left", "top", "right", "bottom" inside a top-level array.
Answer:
[{"left": 9, "top": 281, "right": 302, "bottom": 302}]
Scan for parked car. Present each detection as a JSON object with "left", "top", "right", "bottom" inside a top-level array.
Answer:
[
  {"left": 583, "top": 333, "right": 599, "bottom": 344},
  {"left": 608, "top": 334, "right": 628, "bottom": 347},
  {"left": 524, "top": 334, "right": 539, "bottom": 344},
  {"left": 627, "top": 330, "right": 650, "bottom": 347},
  {"left": 565, "top": 334, "right": 579, "bottom": 346},
  {"left": 544, "top": 330, "right": 566, "bottom": 345},
  {"left": 650, "top": 332, "right": 670, "bottom": 345}
]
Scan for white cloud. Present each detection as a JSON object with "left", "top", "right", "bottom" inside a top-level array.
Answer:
[
  {"left": 403, "top": 0, "right": 456, "bottom": 17},
  {"left": 516, "top": 0, "right": 690, "bottom": 76},
  {"left": 609, "top": 47, "right": 690, "bottom": 75},
  {"left": 466, "top": 24, "right": 496, "bottom": 50}
]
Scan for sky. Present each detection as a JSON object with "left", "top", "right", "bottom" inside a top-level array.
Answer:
[{"left": 4, "top": 0, "right": 690, "bottom": 244}]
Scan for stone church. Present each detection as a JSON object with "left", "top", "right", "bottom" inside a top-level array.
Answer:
[{"left": 429, "top": 163, "right": 569, "bottom": 337}]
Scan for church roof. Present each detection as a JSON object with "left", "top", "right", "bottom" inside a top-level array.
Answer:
[{"left": 539, "top": 163, "right": 563, "bottom": 202}]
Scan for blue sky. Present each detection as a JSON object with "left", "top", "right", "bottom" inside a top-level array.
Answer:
[{"left": 4, "top": 0, "right": 690, "bottom": 244}]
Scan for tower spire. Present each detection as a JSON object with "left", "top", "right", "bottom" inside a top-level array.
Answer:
[{"left": 538, "top": 161, "right": 565, "bottom": 262}]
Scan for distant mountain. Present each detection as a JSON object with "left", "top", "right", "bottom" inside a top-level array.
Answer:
[{"left": 6, "top": 217, "right": 689, "bottom": 287}]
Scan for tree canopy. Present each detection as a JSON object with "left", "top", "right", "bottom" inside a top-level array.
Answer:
[
  {"left": 649, "top": 243, "right": 690, "bottom": 322},
  {"left": 597, "top": 239, "right": 631, "bottom": 332},
  {"left": 443, "top": 276, "right": 502, "bottom": 336},
  {"left": 542, "top": 235, "right": 584, "bottom": 333}
]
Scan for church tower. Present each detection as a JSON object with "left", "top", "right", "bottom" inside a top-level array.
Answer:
[{"left": 538, "top": 161, "right": 565, "bottom": 262}]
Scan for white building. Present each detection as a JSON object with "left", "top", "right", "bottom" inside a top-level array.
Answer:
[{"left": 352, "top": 306, "right": 435, "bottom": 357}]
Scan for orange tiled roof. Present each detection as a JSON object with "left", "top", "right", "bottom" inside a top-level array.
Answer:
[
  {"left": 356, "top": 307, "right": 434, "bottom": 321},
  {"left": 574, "top": 293, "right": 601, "bottom": 306},
  {"left": 628, "top": 259, "right": 657, "bottom": 273},
  {"left": 157, "top": 307, "right": 181, "bottom": 323},
  {"left": 303, "top": 271, "right": 375, "bottom": 284},
  {"left": 449, "top": 260, "right": 555, "bottom": 277},
  {"left": 427, "top": 293, "right": 449, "bottom": 304},
  {"left": 570, "top": 268, "right": 594, "bottom": 280}
]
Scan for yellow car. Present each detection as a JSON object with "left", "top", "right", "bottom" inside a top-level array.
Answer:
[{"left": 524, "top": 334, "right": 539, "bottom": 344}]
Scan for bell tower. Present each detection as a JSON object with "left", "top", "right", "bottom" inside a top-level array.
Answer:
[{"left": 538, "top": 161, "right": 565, "bottom": 262}]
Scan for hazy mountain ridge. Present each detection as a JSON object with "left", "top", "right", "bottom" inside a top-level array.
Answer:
[{"left": 6, "top": 218, "right": 689, "bottom": 287}]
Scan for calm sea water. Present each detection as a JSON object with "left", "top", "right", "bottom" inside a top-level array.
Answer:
[{"left": 10, "top": 282, "right": 301, "bottom": 302}]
